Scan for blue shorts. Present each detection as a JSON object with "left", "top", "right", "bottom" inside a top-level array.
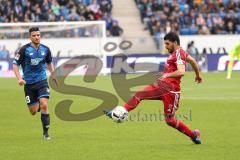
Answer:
[{"left": 24, "top": 79, "right": 50, "bottom": 107}]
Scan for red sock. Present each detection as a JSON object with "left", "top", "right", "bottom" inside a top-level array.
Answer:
[
  {"left": 165, "top": 117, "right": 194, "bottom": 139},
  {"left": 176, "top": 121, "right": 195, "bottom": 139},
  {"left": 124, "top": 96, "right": 141, "bottom": 112}
]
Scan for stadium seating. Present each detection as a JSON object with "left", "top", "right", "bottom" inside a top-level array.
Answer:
[
  {"left": 0, "top": 0, "right": 122, "bottom": 37},
  {"left": 135, "top": 0, "right": 240, "bottom": 35}
]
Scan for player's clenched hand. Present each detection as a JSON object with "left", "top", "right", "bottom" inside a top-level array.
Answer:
[
  {"left": 195, "top": 76, "right": 202, "bottom": 83},
  {"left": 18, "top": 78, "right": 26, "bottom": 86}
]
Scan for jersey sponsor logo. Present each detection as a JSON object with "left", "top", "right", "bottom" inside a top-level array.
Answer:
[
  {"left": 41, "top": 52, "right": 45, "bottom": 56},
  {"left": 29, "top": 53, "right": 34, "bottom": 56},
  {"left": 31, "top": 58, "right": 43, "bottom": 65}
]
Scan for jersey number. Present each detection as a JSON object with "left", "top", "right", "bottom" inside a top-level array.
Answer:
[{"left": 26, "top": 96, "right": 31, "bottom": 103}]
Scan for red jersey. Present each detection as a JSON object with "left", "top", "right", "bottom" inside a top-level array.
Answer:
[{"left": 162, "top": 48, "right": 189, "bottom": 91}]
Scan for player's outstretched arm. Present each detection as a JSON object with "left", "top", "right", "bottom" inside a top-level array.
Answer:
[
  {"left": 13, "top": 64, "right": 26, "bottom": 86},
  {"left": 186, "top": 55, "right": 202, "bottom": 83}
]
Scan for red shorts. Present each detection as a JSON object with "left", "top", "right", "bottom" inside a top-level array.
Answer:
[{"left": 135, "top": 81, "right": 180, "bottom": 116}]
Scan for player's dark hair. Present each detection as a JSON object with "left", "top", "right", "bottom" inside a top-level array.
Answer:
[
  {"left": 164, "top": 32, "right": 180, "bottom": 45},
  {"left": 29, "top": 27, "right": 40, "bottom": 34}
]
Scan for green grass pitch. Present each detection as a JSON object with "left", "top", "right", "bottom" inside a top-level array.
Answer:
[{"left": 0, "top": 72, "right": 239, "bottom": 160}]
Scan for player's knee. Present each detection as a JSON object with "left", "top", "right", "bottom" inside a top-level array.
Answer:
[
  {"left": 40, "top": 102, "right": 48, "bottom": 111},
  {"left": 165, "top": 117, "right": 176, "bottom": 127},
  {"left": 30, "top": 110, "right": 37, "bottom": 116},
  {"left": 134, "top": 93, "right": 143, "bottom": 101},
  {"left": 29, "top": 105, "right": 39, "bottom": 116},
  {"left": 40, "top": 101, "right": 48, "bottom": 107}
]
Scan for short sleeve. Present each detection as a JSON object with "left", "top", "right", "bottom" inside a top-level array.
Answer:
[
  {"left": 45, "top": 47, "right": 52, "bottom": 64},
  {"left": 175, "top": 49, "right": 187, "bottom": 65},
  {"left": 13, "top": 46, "right": 25, "bottom": 66}
]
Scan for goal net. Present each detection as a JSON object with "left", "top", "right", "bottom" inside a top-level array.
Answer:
[{"left": 0, "top": 21, "right": 106, "bottom": 57}]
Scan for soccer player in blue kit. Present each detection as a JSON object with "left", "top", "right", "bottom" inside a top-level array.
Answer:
[{"left": 13, "top": 27, "right": 58, "bottom": 140}]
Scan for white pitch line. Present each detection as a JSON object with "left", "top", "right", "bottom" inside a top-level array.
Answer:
[{"left": 182, "top": 96, "right": 240, "bottom": 100}]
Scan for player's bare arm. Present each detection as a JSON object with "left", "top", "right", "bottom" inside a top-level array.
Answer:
[
  {"left": 47, "top": 63, "right": 58, "bottom": 86},
  {"left": 186, "top": 55, "right": 202, "bottom": 83},
  {"left": 162, "top": 64, "right": 185, "bottom": 78},
  {"left": 12, "top": 64, "right": 26, "bottom": 86},
  {"left": 47, "top": 63, "right": 55, "bottom": 77}
]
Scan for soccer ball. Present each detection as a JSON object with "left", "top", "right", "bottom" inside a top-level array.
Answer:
[{"left": 111, "top": 106, "right": 128, "bottom": 123}]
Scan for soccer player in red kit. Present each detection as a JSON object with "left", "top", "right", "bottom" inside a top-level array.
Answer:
[{"left": 105, "top": 32, "right": 202, "bottom": 144}]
